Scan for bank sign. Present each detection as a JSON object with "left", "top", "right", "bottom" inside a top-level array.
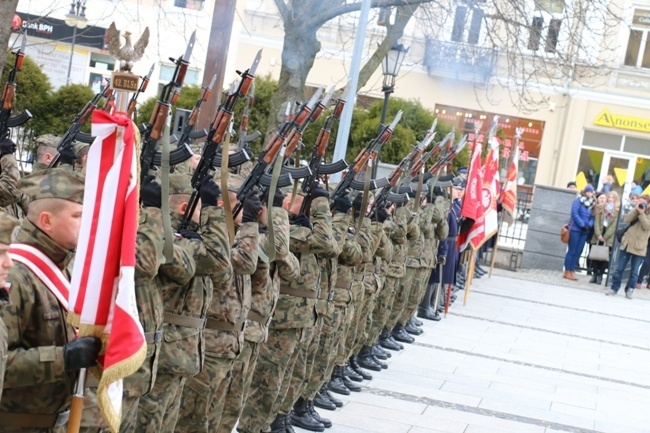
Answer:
[{"left": 594, "top": 109, "right": 650, "bottom": 133}]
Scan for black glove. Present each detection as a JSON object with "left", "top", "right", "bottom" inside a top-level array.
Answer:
[
  {"left": 293, "top": 213, "right": 312, "bottom": 230},
  {"left": 376, "top": 207, "right": 389, "bottom": 223},
  {"left": 0, "top": 138, "right": 16, "bottom": 157},
  {"left": 437, "top": 255, "right": 447, "bottom": 266},
  {"left": 140, "top": 175, "right": 162, "bottom": 208},
  {"left": 59, "top": 146, "right": 77, "bottom": 165},
  {"left": 352, "top": 194, "right": 363, "bottom": 218},
  {"left": 242, "top": 191, "right": 263, "bottom": 223},
  {"left": 312, "top": 183, "right": 329, "bottom": 199},
  {"left": 199, "top": 176, "right": 221, "bottom": 207},
  {"left": 63, "top": 336, "right": 102, "bottom": 372},
  {"left": 333, "top": 196, "right": 353, "bottom": 214},
  {"left": 273, "top": 188, "right": 286, "bottom": 208},
  {"left": 178, "top": 229, "right": 202, "bottom": 241}
]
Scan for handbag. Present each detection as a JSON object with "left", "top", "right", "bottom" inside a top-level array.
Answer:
[
  {"left": 588, "top": 244, "right": 610, "bottom": 261},
  {"left": 616, "top": 218, "right": 638, "bottom": 243},
  {"left": 560, "top": 223, "right": 571, "bottom": 244}
]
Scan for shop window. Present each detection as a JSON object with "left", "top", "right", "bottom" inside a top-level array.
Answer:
[
  {"left": 582, "top": 131, "right": 621, "bottom": 151},
  {"left": 173, "top": 0, "right": 204, "bottom": 11},
  {"left": 89, "top": 52, "right": 115, "bottom": 71},
  {"left": 624, "top": 136, "right": 650, "bottom": 157},
  {"left": 450, "top": 0, "right": 486, "bottom": 45},
  {"left": 624, "top": 9, "right": 650, "bottom": 68},
  {"left": 527, "top": 0, "right": 564, "bottom": 53}
]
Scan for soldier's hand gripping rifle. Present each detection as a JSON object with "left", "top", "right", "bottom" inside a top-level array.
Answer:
[
  {"left": 140, "top": 31, "right": 196, "bottom": 185},
  {"left": 1, "top": 32, "right": 32, "bottom": 140},
  {"left": 152, "top": 74, "right": 216, "bottom": 168},
  {"left": 300, "top": 83, "right": 352, "bottom": 215},
  {"left": 48, "top": 81, "right": 114, "bottom": 168},
  {"left": 330, "top": 110, "right": 403, "bottom": 204}
]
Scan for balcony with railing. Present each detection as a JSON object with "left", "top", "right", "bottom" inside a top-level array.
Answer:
[{"left": 424, "top": 37, "right": 498, "bottom": 83}]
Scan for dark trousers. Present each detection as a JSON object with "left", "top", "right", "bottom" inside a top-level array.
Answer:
[{"left": 636, "top": 244, "right": 650, "bottom": 285}]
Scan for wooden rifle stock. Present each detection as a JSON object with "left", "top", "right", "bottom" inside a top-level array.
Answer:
[
  {"left": 2, "top": 84, "right": 15, "bottom": 111},
  {"left": 149, "top": 103, "right": 170, "bottom": 141}
]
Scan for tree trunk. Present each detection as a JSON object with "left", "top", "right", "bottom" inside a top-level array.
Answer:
[{"left": 0, "top": 1, "right": 20, "bottom": 68}]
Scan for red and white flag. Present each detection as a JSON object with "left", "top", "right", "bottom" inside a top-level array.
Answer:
[
  {"left": 501, "top": 137, "right": 519, "bottom": 225},
  {"left": 457, "top": 133, "right": 485, "bottom": 250},
  {"left": 479, "top": 136, "right": 500, "bottom": 246},
  {"left": 68, "top": 110, "right": 145, "bottom": 433}
]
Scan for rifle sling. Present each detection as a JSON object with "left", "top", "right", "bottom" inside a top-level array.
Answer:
[
  {"left": 221, "top": 133, "right": 235, "bottom": 245},
  {"left": 266, "top": 147, "right": 285, "bottom": 264},
  {"left": 357, "top": 161, "right": 372, "bottom": 232},
  {"left": 161, "top": 113, "right": 174, "bottom": 263},
  {"left": 414, "top": 171, "right": 424, "bottom": 213}
]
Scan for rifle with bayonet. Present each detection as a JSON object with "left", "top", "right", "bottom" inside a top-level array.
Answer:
[
  {"left": 48, "top": 81, "right": 114, "bottom": 168},
  {"left": 395, "top": 128, "right": 454, "bottom": 193},
  {"left": 140, "top": 31, "right": 196, "bottom": 185},
  {"left": 300, "top": 83, "right": 352, "bottom": 215},
  {"left": 127, "top": 63, "right": 155, "bottom": 119},
  {"left": 1, "top": 32, "right": 32, "bottom": 140},
  {"left": 330, "top": 110, "right": 403, "bottom": 203},
  {"left": 152, "top": 74, "right": 216, "bottom": 168},
  {"left": 423, "top": 135, "right": 468, "bottom": 183},
  {"left": 367, "top": 156, "right": 411, "bottom": 217},
  {"left": 283, "top": 86, "right": 333, "bottom": 160}
]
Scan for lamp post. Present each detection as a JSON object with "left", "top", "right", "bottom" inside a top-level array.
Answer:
[
  {"left": 372, "top": 42, "right": 408, "bottom": 178},
  {"left": 65, "top": 0, "right": 88, "bottom": 85}
]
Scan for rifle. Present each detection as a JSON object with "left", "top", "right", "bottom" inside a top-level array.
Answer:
[
  {"left": 152, "top": 74, "right": 216, "bottom": 167},
  {"left": 330, "top": 110, "right": 403, "bottom": 203},
  {"left": 140, "top": 31, "right": 196, "bottom": 185},
  {"left": 423, "top": 135, "right": 468, "bottom": 183},
  {"left": 1, "top": 32, "right": 32, "bottom": 140},
  {"left": 48, "top": 81, "right": 114, "bottom": 168},
  {"left": 178, "top": 50, "right": 264, "bottom": 231},
  {"left": 127, "top": 63, "right": 155, "bottom": 119},
  {"left": 368, "top": 156, "right": 411, "bottom": 218},
  {"left": 396, "top": 128, "right": 454, "bottom": 194},
  {"left": 236, "top": 81, "right": 262, "bottom": 153},
  {"left": 283, "top": 85, "right": 333, "bottom": 159},
  {"left": 300, "top": 82, "right": 352, "bottom": 215}
]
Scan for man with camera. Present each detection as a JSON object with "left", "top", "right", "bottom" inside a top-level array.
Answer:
[{"left": 608, "top": 194, "right": 650, "bottom": 299}]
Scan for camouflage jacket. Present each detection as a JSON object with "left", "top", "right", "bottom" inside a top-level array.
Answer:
[
  {"left": 384, "top": 206, "right": 409, "bottom": 279},
  {"left": 272, "top": 196, "right": 336, "bottom": 329},
  {"left": 123, "top": 207, "right": 166, "bottom": 397},
  {"left": 157, "top": 206, "right": 232, "bottom": 375},
  {"left": 0, "top": 154, "right": 27, "bottom": 220},
  {"left": 405, "top": 205, "right": 423, "bottom": 268},
  {"left": 245, "top": 207, "right": 292, "bottom": 343},
  {"left": 0, "top": 286, "right": 9, "bottom": 403},
  {"left": 420, "top": 204, "right": 436, "bottom": 268},
  {"left": 0, "top": 219, "right": 76, "bottom": 416},
  {"left": 331, "top": 212, "right": 363, "bottom": 307},
  {"left": 205, "top": 221, "right": 258, "bottom": 359}
]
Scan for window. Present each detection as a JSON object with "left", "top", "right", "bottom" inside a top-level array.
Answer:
[
  {"left": 527, "top": 0, "right": 564, "bottom": 53},
  {"left": 157, "top": 64, "right": 200, "bottom": 94},
  {"left": 624, "top": 9, "right": 650, "bottom": 68},
  {"left": 173, "top": 0, "right": 204, "bottom": 11},
  {"left": 450, "top": 0, "right": 486, "bottom": 45}
]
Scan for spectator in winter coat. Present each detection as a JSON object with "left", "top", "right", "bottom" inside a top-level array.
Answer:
[{"left": 563, "top": 185, "right": 595, "bottom": 280}]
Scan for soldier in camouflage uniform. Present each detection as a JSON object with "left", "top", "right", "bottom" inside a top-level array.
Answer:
[
  {"left": 177, "top": 181, "right": 260, "bottom": 433},
  {"left": 237, "top": 188, "right": 335, "bottom": 433},
  {"left": 136, "top": 174, "right": 232, "bottom": 433},
  {"left": 31, "top": 135, "right": 59, "bottom": 172},
  {"left": 0, "top": 137, "right": 28, "bottom": 220},
  {"left": 215, "top": 189, "right": 294, "bottom": 433},
  {"left": 0, "top": 211, "right": 19, "bottom": 403},
  {"left": 0, "top": 169, "right": 102, "bottom": 432}
]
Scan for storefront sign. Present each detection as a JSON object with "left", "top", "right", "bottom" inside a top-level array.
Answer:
[{"left": 594, "top": 109, "right": 650, "bottom": 133}]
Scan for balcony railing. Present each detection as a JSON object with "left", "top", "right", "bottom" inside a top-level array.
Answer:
[{"left": 424, "top": 38, "right": 498, "bottom": 83}]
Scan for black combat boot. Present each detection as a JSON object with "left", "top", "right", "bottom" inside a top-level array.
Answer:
[
  {"left": 349, "top": 356, "right": 373, "bottom": 380},
  {"left": 269, "top": 414, "right": 286, "bottom": 433},
  {"left": 379, "top": 328, "right": 402, "bottom": 351},
  {"left": 313, "top": 386, "right": 337, "bottom": 411},
  {"left": 344, "top": 363, "right": 364, "bottom": 382},
  {"left": 387, "top": 333, "right": 404, "bottom": 350},
  {"left": 404, "top": 318, "right": 423, "bottom": 336},
  {"left": 290, "top": 397, "right": 325, "bottom": 432},
  {"left": 392, "top": 324, "right": 414, "bottom": 344},
  {"left": 412, "top": 316, "right": 424, "bottom": 327},
  {"left": 417, "top": 282, "right": 438, "bottom": 320},
  {"left": 372, "top": 343, "right": 389, "bottom": 360},
  {"left": 308, "top": 400, "right": 332, "bottom": 428},
  {"left": 327, "top": 366, "right": 351, "bottom": 395},
  {"left": 322, "top": 385, "right": 343, "bottom": 407},
  {"left": 342, "top": 372, "right": 362, "bottom": 392},
  {"left": 356, "top": 346, "right": 382, "bottom": 372}
]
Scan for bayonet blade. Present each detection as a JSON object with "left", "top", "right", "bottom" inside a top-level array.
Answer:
[
  {"left": 183, "top": 31, "right": 196, "bottom": 63},
  {"left": 340, "top": 80, "right": 352, "bottom": 102},
  {"left": 388, "top": 110, "right": 403, "bottom": 130},
  {"left": 146, "top": 63, "right": 155, "bottom": 79},
  {"left": 306, "top": 87, "right": 324, "bottom": 110},
  {"left": 20, "top": 32, "right": 27, "bottom": 52},
  {"left": 208, "top": 74, "right": 217, "bottom": 90},
  {"left": 320, "top": 85, "right": 336, "bottom": 107},
  {"left": 249, "top": 49, "right": 263, "bottom": 76}
]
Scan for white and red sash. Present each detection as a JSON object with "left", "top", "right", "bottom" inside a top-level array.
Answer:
[{"left": 9, "top": 243, "right": 70, "bottom": 311}]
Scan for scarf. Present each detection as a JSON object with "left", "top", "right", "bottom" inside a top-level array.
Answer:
[
  {"left": 579, "top": 195, "right": 595, "bottom": 210},
  {"left": 604, "top": 202, "right": 615, "bottom": 225}
]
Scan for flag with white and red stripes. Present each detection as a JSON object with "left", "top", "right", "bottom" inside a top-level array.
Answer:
[
  {"left": 457, "top": 133, "right": 485, "bottom": 250},
  {"left": 501, "top": 138, "right": 519, "bottom": 225},
  {"left": 68, "top": 110, "right": 145, "bottom": 433}
]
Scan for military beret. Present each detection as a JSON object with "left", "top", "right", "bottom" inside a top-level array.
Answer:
[
  {"left": 19, "top": 168, "right": 85, "bottom": 204},
  {"left": 35, "top": 134, "right": 60, "bottom": 149},
  {"left": 0, "top": 212, "right": 19, "bottom": 245},
  {"left": 169, "top": 173, "right": 193, "bottom": 195}
]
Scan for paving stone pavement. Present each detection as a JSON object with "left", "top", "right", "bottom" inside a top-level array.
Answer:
[{"left": 294, "top": 269, "right": 650, "bottom": 433}]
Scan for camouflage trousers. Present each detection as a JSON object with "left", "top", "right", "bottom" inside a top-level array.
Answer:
[
  {"left": 136, "top": 374, "right": 187, "bottom": 433},
  {"left": 176, "top": 356, "right": 234, "bottom": 433},
  {"left": 121, "top": 342, "right": 160, "bottom": 431},
  {"left": 302, "top": 305, "right": 346, "bottom": 401},
  {"left": 335, "top": 302, "right": 355, "bottom": 366},
  {"left": 353, "top": 274, "right": 382, "bottom": 352},
  {"left": 276, "top": 318, "right": 322, "bottom": 416},
  {"left": 214, "top": 340, "right": 260, "bottom": 433},
  {"left": 237, "top": 327, "right": 304, "bottom": 433},
  {"left": 385, "top": 265, "right": 415, "bottom": 330},
  {"left": 368, "top": 274, "right": 399, "bottom": 343},
  {"left": 342, "top": 281, "right": 364, "bottom": 360},
  {"left": 400, "top": 266, "right": 430, "bottom": 324}
]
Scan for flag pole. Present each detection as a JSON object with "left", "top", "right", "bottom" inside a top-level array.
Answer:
[
  {"left": 464, "top": 249, "right": 477, "bottom": 305},
  {"left": 66, "top": 368, "right": 87, "bottom": 433},
  {"left": 489, "top": 230, "right": 499, "bottom": 278}
]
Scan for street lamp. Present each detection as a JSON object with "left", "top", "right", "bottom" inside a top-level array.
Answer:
[
  {"left": 373, "top": 42, "right": 408, "bottom": 178},
  {"left": 65, "top": 0, "right": 88, "bottom": 85}
]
